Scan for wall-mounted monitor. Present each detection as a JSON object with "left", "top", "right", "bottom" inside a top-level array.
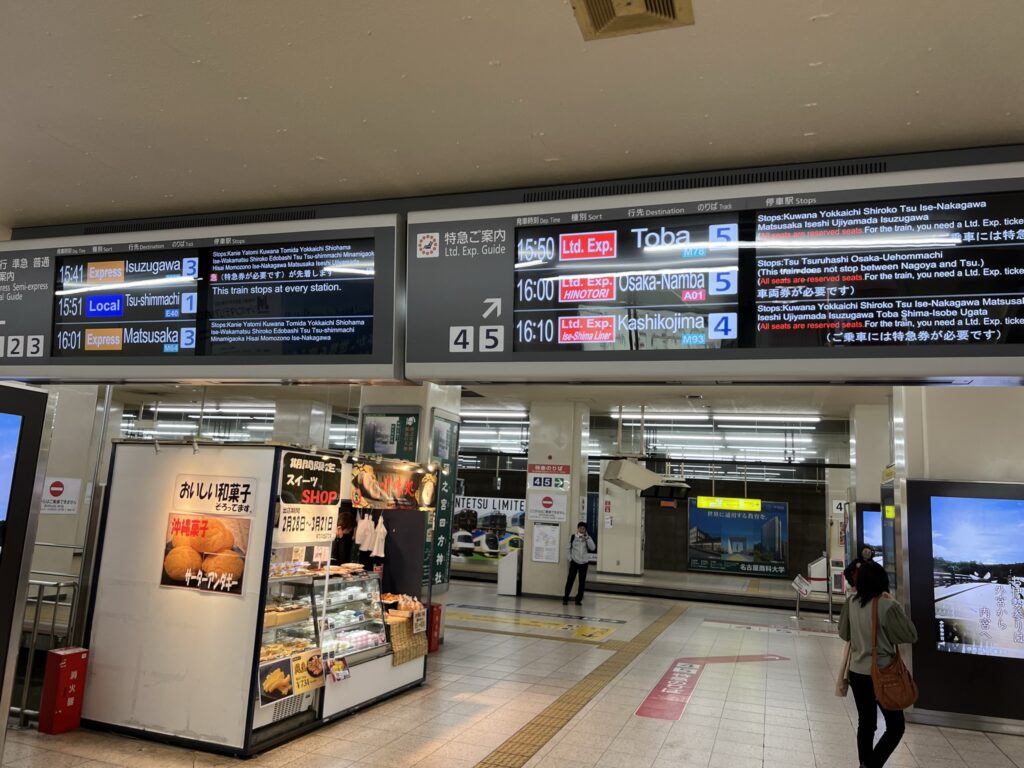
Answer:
[
  {"left": 906, "top": 480, "right": 1024, "bottom": 724},
  {"left": 407, "top": 161, "right": 1024, "bottom": 382},
  {"left": 0, "top": 216, "right": 398, "bottom": 381}
]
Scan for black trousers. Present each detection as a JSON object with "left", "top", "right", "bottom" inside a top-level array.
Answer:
[
  {"left": 564, "top": 561, "right": 589, "bottom": 602},
  {"left": 849, "top": 671, "right": 905, "bottom": 768}
]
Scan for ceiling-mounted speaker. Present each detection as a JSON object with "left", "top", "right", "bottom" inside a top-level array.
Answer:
[{"left": 571, "top": 0, "right": 695, "bottom": 41}]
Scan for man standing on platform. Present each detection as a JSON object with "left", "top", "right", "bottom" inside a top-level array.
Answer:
[{"left": 563, "top": 522, "right": 596, "bottom": 606}]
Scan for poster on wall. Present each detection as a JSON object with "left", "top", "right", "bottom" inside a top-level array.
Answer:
[
  {"left": 687, "top": 497, "right": 789, "bottom": 577},
  {"left": 360, "top": 412, "right": 419, "bottom": 460},
  {"left": 274, "top": 451, "right": 343, "bottom": 546},
  {"left": 532, "top": 522, "right": 560, "bottom": 564},
  {"left": 451, "top": 496, "right": 525, "bottom": 571},
  {"left": 161, "top": 513, "right": 251, "bottom": 595},
  {"left": 932, "top": 495, "right": 1024, "bottom": 659}
]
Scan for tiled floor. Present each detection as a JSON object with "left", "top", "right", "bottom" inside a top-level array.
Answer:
[{"left": 5, "top": 582, "right": 1024, "bottom": 768}]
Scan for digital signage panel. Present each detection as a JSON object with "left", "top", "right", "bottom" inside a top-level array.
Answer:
[
  {"left": 514, "top": 214, "right": 740, "bottom": 352},
  {"left": 931, "top": 495, "right": 1024, "bottom": 660},
  {"left": 687, "top": 497, "right": 789, "bottom": 577},
  {"left": 754, "top": 191, "right": 1024, "bottom": 349},
  {"left": 205, "top": 238, "right": 374, "bottom": 357}
]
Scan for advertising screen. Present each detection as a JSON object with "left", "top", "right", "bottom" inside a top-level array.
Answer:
[
  {"left": 861, "top": 509, "right": 884, "bottom": 566},
  {"left": 931, "top": 495, "right": 1024, "bottom": 659},
  {"left": 514, "top": 214, "right": 739, "bottom": 352},
  {"left": 0, "top": 412, "right": 22, "bottom": 548},
  {"left": 687, "top": 497, "right": 788, "bottom": 577}
]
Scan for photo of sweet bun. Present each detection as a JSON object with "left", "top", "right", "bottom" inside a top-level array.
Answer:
[
  {"left": 164, "top": 545, "right": 202, "bottom": 581},
  {"left": 201, "top": 517, "right": 235, "bottom": 553},
  {"left": 202, "top": 549, "right": 245, "bottom": 581}
]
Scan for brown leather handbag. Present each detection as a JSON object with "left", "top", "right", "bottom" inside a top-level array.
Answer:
[{"left": 871, "top": 597, "right": 919, "bottom": 710}]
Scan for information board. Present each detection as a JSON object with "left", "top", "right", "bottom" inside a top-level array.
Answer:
[
  {"left": 0, "top": 215, "right": 397, "bottom": 377},
  {"left": 406, "top": 172, "right": 1024, "bottom": 381}
]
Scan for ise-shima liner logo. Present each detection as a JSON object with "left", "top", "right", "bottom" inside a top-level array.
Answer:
[{"left": 416, "top": 232, "right": 440, "bottom": 259}]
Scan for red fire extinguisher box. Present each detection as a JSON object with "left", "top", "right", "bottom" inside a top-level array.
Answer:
[
  {"left": 38, "top": 648, "right": 88, "bottom": 734},
  {"left": 427, "top": 604, "right": 444, "bottom": 653}
]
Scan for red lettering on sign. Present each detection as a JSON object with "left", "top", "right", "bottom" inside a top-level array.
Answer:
[
  {"left": 558, "top": 316, "right": 615, "bottom": 344},
  {"left": 558, "top": 275, "right": 616, "bottom": 302},
  {"left": 559, "top": 231, "right": 617, "bottom": 261}
]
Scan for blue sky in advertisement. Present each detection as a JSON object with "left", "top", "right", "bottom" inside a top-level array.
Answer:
[
  {"left": 690, "top": 501, "right": 788, "bottom": 555},
  {"left": 932, "top": 495, "right": 1024, "bottom": 564},
  {"left": 862, "top": 510, "right": 882, "bottom": 547},
  {"left": 0, "top": 412, "right": 22, "bottom": 523}
]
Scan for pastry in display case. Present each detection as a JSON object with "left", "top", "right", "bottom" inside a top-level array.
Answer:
[{"left": 317, "top": 572, "right": 389, "bottom": 664}]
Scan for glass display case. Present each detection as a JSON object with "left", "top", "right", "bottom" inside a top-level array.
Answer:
[{"left": 318, "top": 573, "right": 388, "bottom": 666}]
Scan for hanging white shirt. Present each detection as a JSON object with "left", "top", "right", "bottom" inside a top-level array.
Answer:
[{"left": 370, "top": 515, "right": 387, "bottom": 559}]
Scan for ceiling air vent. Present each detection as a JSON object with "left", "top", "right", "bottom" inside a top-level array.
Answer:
[{"left": 572, "top": 0, "right": 694, "bottom": 41}]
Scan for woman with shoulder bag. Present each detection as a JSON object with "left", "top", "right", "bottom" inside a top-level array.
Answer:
[{"left": 838, "top": 561, "right": 919, "bottom": 768}]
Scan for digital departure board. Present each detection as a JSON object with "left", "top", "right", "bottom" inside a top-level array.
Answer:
[
  {"left": 405, "top": 165, "right": 1024, "bottom": 382},
  {"left": 0, "top": 214, "right": 398, "bottom": 377},
  {"left": 205, "top": 238, "right": 374, "bottom": 356},
  {"left": 513, "top": 214, "right": 740, "bottom": 351},
  {"left": 53, "top": 253, "right": 201, "bottom": 357},
  {"left": 755, "top": 192, "right": 1024, "bottom": 347}
]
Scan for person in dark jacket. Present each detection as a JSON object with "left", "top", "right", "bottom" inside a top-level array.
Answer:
[
  {"left": 838, "top": 561, "right": 918, "bottom": 768},
  {"left": 844, "top": 545, "right": 877, "bottom": 589},
  {"left": 331, "top": 509, "right": 355, "bottom": 565}
]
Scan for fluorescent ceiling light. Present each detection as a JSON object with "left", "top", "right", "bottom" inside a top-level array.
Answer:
[
  {"left": 717, "top": 424, "right": 816, "bottom": 431},
  {"left": 713, "top": 414, "right": 820, "bottom": 423},
  {"left": 726, "top": 435, "right": 813, "bottom": 444},
  {"left": 459, "top": 410, "right": 528, "bottom": 419},
  {"left": 647, "top": 434, "right": 724, "bottom": 442},
  {"left": 610, "top": 412, "right": 708, "bottom": 421},
  {"left": 246, "top": 425, "right": 273, "bottom": 432}
]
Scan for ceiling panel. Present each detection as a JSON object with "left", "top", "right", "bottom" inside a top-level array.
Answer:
[{"left": 2, "top": 0, "right": 1023, "bottom": 231}]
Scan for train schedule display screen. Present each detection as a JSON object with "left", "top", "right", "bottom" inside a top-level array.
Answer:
[
  {"left": 754, "top": 192, "right": 1024, "bottom": 348},
  {"left": 53, "top": 254, "right": 201, "bottom": 357},
  {"left": 205, "top": 238, "right": 374, "bottom": 356},
  {"left": 513, "top": 214, "right": 740, "bottom": 352},
  {"left": 50, "top": 233, "right": 380, "bottom": 361}
]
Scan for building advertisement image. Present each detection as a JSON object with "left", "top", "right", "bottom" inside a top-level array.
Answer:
[
  {"left": 932, "top": 496, "right": 1024, "bottom": 660},
  {"left": 687, "top": 497, "right": 789, "bottom": 576}
]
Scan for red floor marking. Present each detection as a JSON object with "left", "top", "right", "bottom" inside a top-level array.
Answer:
[{"left": 635, "top": 654, "right": 789, "bottom": 721}]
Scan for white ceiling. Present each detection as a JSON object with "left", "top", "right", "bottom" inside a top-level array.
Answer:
[{"left": 3, "top": 0, "right": 1024, "bottom": 234}]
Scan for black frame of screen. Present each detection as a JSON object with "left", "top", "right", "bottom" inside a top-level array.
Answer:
[{"left": 906, "top": 479, "right": 1024, "bottom": 723}]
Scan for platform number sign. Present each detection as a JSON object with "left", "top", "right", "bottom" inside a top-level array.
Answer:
[{"left": 448, "top": 298, "right": 505, "bottom": 354}]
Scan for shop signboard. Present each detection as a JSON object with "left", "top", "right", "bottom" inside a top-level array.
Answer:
[
  {"left": 426, "top": 413, "right": 459, "bottom": 588},
  {"left": 687, "top": 497, "right": 789, "bottom": 577},
  {"left": 274, "top": 451, "right": 343, "bottom": 546},
  {"left": 174, "top": 474, "right": 256, "bottom": 515},
  {"left": 360, "top": 412, "right": 419, "bottom": 460},
  {"left": 351, "top": 460, "right": 435, "bottom": 510}
]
